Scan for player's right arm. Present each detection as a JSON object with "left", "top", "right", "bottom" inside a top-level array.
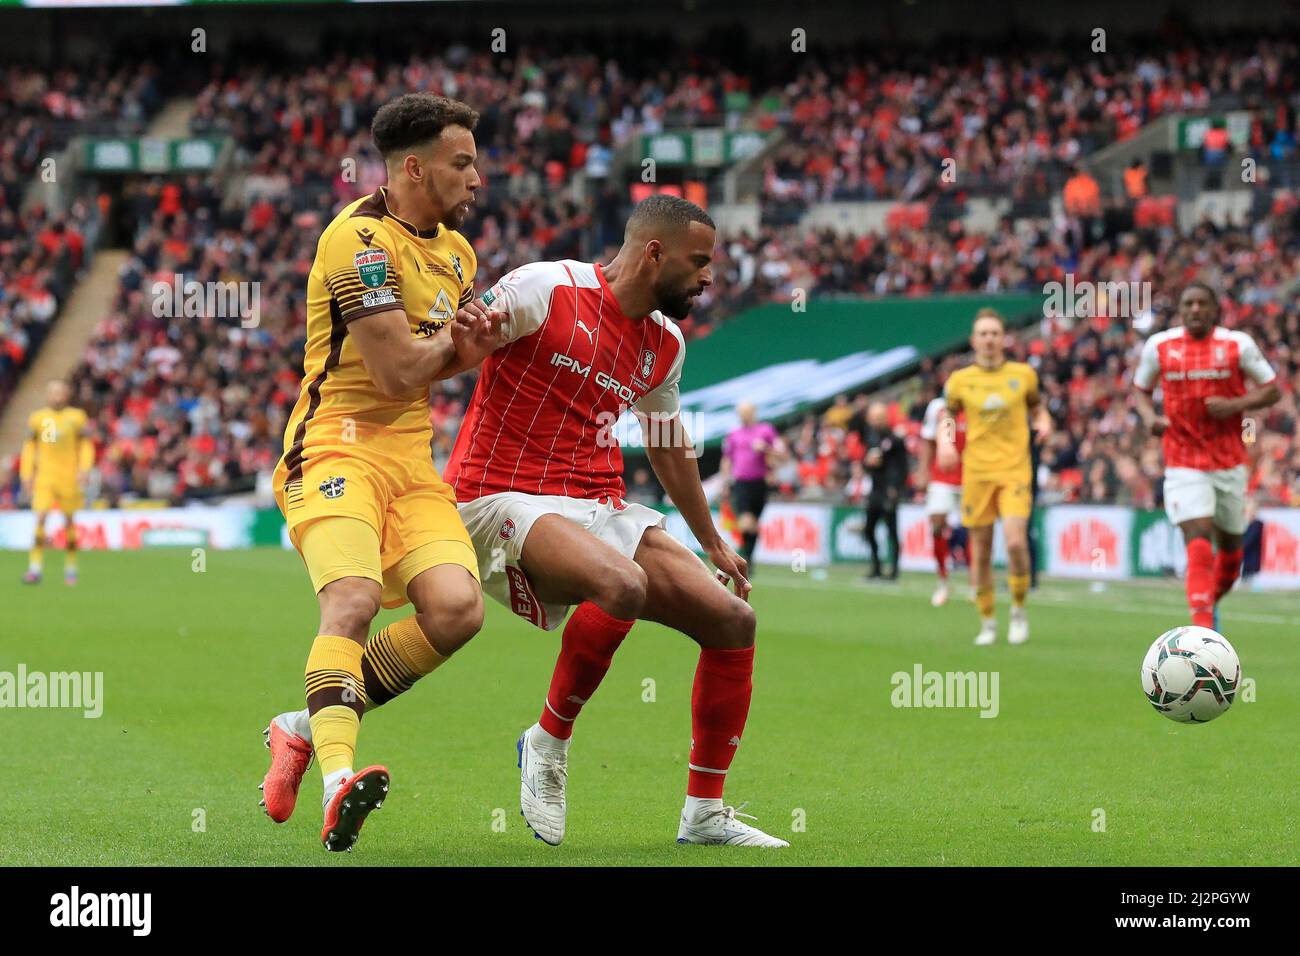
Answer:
[
  {"left": 1132, "top": 335, "right": 1169, "bottom": 436},
  {"left": 319, "top": 224, "right": 489, "bottom": 397},
  {"left": 936, "top": 378, "right": 961, "bottom": 471},
  {"left": 19, "top": 413, "right": 38, "bottom": 495},
  {"left": 349, "top": 309, "right": 462, "bottom": 397}
]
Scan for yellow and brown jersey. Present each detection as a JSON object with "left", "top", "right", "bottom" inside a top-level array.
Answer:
[
  {"left": 944, "top": 360, "right": 1039, "bottom": 482},
  {"left": 279, "top": 187, "right": 476, "bottom": 483},
  {"left": 21, "top": 405, "right": 90, "bottom": 486}
]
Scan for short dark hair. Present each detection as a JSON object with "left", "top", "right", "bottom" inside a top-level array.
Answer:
[
  {"left": 371, "top": 94, "right": 479, "bottom": 158},
  {"left": 1181, "top": 280, "right": 1219, "bottom": 311},
  {"left": 625, "top": 194, "right": 715, "bottom": 239}
]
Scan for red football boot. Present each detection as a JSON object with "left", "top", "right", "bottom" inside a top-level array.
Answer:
[{"left": 259, "top": 718, "right": 314, "bottom": 823}]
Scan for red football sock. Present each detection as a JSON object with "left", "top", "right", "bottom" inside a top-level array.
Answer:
[
  {"left": 687, "top": 645, "right": 755, "bottom": 799},
  {"left": 538, "top": 601, "right": 634, "bottom": 740},
  {"left": 933, "top": 527, "right": 949, "bottom": 580},
  {"left": 1185, "top": 537, "right": 1215, "bottom": 628},
  {"left": 1214, "top": 547, "right": 1243, "bottom": 604}
]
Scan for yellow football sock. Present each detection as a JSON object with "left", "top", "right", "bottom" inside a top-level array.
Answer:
[
  {"left": 975, "top": 585, "right": 996, "bottom": 619},
  {"left": 1009, "top": 574, "right": 1029, "bottom": 608},
  {"left": 362, "top": 615, "right": 448, "bottom": 709},
  {"left": 309, "top": 707, "right": 360, "bottom": 778},
  {"left": 29, "top": 527, "right": 45, "bottom": 572},
  {"left": 305, "top": 635, "right": 366, "bottom": 777}
]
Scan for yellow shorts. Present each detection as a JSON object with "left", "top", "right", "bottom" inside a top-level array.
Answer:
[
  {"left": 961, "top": 475, "right": 1032, "bottom": 527},
  {"left": 274, "top": 445, "right": 479, "bottom": 609},
  {"left": 32, "top": 482, "right": 82, "bottom": 514}
]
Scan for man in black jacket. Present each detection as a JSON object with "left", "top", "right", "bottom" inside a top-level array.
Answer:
[{"left": 854, "top": 401, "right": 909, "bottom": 580}]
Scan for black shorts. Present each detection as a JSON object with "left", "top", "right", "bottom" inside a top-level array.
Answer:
[{"left": 731, "top": 478, "right": 769, "bottom": 518}]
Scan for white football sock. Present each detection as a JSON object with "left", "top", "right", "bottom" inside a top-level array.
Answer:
[
  {"left": 684, "top": 795, "right": 724, "bottom": 820},
  {"left": 285, "top": 708, "right": 312, "bottom": 742},
  {"left": 532, "top": 722, "right": 570, "bottom": 751},
  {"left": 322, "top": 768, "right": 351, "bottom": 809}
]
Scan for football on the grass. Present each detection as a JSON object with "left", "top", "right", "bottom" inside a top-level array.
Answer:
[{"left": 1141, "top": 626, "right": 1241, "bottom": 724}]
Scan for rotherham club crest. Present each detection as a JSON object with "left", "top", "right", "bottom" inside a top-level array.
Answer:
[
  {"left": 499, "top": 518, "right": 516, "bottom": 540},
  {"left": 639, "top": 349, "right": 656, "bottom": 380}
]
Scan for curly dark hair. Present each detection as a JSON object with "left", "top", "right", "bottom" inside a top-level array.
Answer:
[{"left": 371, "top": 93, "right": 480, "bottom": 157}]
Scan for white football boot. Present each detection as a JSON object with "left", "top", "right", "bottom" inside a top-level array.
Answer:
[
  {"left": 677, "top": 801, "right": 789, "bottom": 847},
  {"left": 931, "top": 580, "right": 950, "bottom": 607},
  {"left": 517, "top": 724, "right": 568, "bottom": 846},
  {"left": 974, "top": 617, "right": 997, "bottom": 646},
  {"left": 1008, "top": 607, "right": 1029, "bottom": 644}
]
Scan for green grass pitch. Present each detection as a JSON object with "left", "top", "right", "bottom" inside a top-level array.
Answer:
[{"left": 2, "top": 548, "right": 1296, "bottom": 866}]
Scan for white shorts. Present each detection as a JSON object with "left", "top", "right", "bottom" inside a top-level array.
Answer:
[
  {"left": 925, "top": 481, "right": 961, "bottom": 517},
  {"left": 457, "top": 491, "right": 666, "bottom": 631},
  {"left": 1163, "top": 465, "right": 1248, "bottom": 535}
]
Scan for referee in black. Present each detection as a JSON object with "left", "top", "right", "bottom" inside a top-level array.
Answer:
[{"left": 855, "top": 401, "right": 909, "bottom": 581}]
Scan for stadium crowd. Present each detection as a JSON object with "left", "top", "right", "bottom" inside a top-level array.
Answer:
[
  {"left": 2, "top": 36, "right": 1299, "bottom": 513},
  {"left": 0, "top": 63, "right": 163, "bottom": 408},
  {"left": 761, "top": 36, "right": 1300, "bottom": 218}
]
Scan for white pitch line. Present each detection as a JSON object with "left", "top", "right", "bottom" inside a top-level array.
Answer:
[{"left": 755, "top": 576, "right": 1300, "bottom": 626}]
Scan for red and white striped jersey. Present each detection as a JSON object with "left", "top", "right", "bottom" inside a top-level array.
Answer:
[
  {"left": 920, "top": 395, "right": 964, "bottom": 485},
  {"left": 1133, "top": 325, "right": 1275, "bottom": 471},
  {"left": 445, "top": 259, "right": 686, "bottom": 501}
]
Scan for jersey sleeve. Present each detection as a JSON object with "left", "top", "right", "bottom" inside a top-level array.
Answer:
[
  {"left": 920, "top": 398, "right": 941, "bottom": 440},
  {"left": 1237, "top": 333, "right": 1277, "bottom": 385},
  {"left": 1133, "top": 336, "right": 1161, "bottom": 391},
  {"left": 479, "top": 261, "right": 563, "bottom": 344},
  {"left": 633, "top": 327, "right": 686, "bottom": 420},
  {"left": 1023, "top": 364, "right": 1040, "bottom": 404},
  {"left": 943, "top": 374, "right": 963, "bottom": 412},
  {"left": 319, "top": 222, "right": 404, "bottom": 324}
]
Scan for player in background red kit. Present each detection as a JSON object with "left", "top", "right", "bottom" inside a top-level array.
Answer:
[
  {"left": 444, "top": 195, "right": 787, "bottom": 848},
  {"left": 916, "top": 389, "right": 965, "bottom": 606},
  {"left": 1133, "top": 282, "right": 1280, "bottom": 630}
]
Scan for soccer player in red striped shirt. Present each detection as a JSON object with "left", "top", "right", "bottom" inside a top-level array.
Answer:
[
  {"left": 1133, "top": 282, "right": 1280, "bottom": 629},
  {"left": 917, "top": 389, "right": 965, "bottom": 606},
  {"left": 442, "top": 195, "right": 786, "bottom": 847}
]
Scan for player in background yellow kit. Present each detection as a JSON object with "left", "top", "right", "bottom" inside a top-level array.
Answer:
[
  {"left": 20, "top": 380, "right": 93, "bottom": 586},
  {"left": 938, "top": 310, "right": 1052, "bottom": 646}
]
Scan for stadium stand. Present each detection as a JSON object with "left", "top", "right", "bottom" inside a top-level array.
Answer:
[{"left": 1, "top": 34, "right": 1298, "bottom": 516}]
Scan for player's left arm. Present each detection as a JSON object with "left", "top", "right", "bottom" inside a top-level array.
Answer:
[
  {"left": 19, "top": 438, "right": 36, "bottom": 495},
  {"left": 637, "top": 333, "right": 750, "bottom": 600},
  {"left": 646, "top": 423, "right": 750, "bottom": 602},
  {"left": 1024, "top": 367, "right": 1052, "bottom": 441},
  {"left": 1205, "top": 336, "right": 1281, "bottom": 419}
]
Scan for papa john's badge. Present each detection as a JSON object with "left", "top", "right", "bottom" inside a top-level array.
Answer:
[{"left": 354, "top": 249, "right": 390, "bottom": 289}]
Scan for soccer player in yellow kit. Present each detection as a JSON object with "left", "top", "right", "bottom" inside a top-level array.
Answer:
[
  {"left": 260, "top": 93, "right": 505, "bottom": 852},
  {"left": 20, "top": 380, "right": 93, "bottom": 586},
  {"left": 938, "top": 309, "right": 1052, "bottom": 645}
]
